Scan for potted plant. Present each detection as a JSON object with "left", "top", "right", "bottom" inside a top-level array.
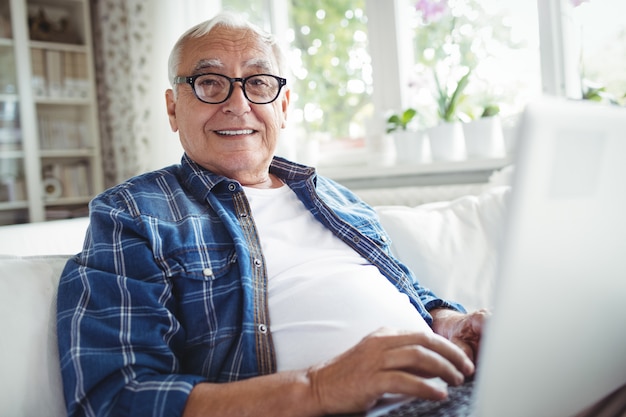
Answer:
[
  {"left": 582, "top": 79, "right": 622, "bottom": 106},
  {"left": 386, "top": 108, "right": 417, "bottom": 133},
  {"left": 434, "top": 70, "right": 471, "bottom": 123},
  {"left": 385, "top": 108, "right": 426, "bottom": 164},
  {"left": 463, "top": 103, "right": 506, "bottom": 159},
  {"left": 427, "top": 69, "right": 471, "bottom": 161}
]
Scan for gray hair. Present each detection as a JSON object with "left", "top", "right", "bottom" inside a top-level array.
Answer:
[{"left": 167, "top": 11, "right": 288, "bottom": 87}]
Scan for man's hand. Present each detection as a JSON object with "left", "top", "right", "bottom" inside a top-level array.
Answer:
[
  {"left": 430, "top": 308, "right": 490, "bottom": 365},
  {"left": 183, "top": 328, "right": 477, "bottom": 417},
  {"left": 306, "top": 328, "right": 475, "bottom": 415}
]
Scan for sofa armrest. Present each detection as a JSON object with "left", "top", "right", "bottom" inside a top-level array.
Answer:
[
  {"left": 0, "top": 217, "right": 89, "bottom": 256},
  {"left": 0, "top": 255, "right": 70, "bottom": 417}
]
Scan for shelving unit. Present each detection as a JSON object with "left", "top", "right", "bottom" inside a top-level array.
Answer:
[{"left": 0, "top": 0, "right": 102, "bottom": 225}]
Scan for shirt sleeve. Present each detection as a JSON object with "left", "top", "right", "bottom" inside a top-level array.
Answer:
[
  {"left": 56, "top": 202, "right": 205, "bottom": 417},
  {"left": 384, "top": 247, "right": 467, "bottom": 325}
]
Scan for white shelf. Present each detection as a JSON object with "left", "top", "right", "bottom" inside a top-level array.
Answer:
[
  {"left": 40, "top": 148, "right": 96, "bottom": 158},
  {"left": 29, "top": 40, "right": 87, "bottom": 52},
  {"left": 0, "top": 94, "right": 19, "bottom": 101},
  {"left": 0, "top": 200, "right": 29, "bottom": 210},
  {"left": 44, "top": 196, "right": 91, "bottom": 206},
  {"left": 35, "top": 96, "right": 92, "bottom": 105},
  {"left": 0, "top": 149, "right": 24, "bottom": 158}
]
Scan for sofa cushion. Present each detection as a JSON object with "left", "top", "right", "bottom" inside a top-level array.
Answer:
[
  {"left": 375, "top": 186, "right": 510, "bottom": 311},
  {"left": 0, "top": 255, "right": 70, "bottom": 417}
]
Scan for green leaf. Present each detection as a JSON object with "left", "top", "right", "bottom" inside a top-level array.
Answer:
[
  {"left": 481, "top": 104, "right": 500, "bottom": 118},
  {"left": 433, "top": 69, "right": 471, "bottom": 123},
  {"left": 386, "top": 108, "right": 417, "bottom": 133},
  {"left": 387, "top": 114, "right": 402, "bottom": 125},
  {"left": 401, "top": 108, "right": 417, "bottom": 125},
  {"left": 444, "top": 70, "right": 471, "bottom": 122}
]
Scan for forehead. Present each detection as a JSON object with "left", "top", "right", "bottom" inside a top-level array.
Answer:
[{"left": 180, "top": 26, "right": 278, "bottom": 74}]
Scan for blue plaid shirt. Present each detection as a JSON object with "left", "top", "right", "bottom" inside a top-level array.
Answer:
[{"left": 57, "top": 154, "right": 464, "bottom": 417}]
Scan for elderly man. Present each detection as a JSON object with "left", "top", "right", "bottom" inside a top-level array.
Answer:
[{"left": 57, "top": 12, "right": 487, "bottom": 417}]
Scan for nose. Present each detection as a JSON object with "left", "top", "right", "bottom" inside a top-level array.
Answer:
[{"left": 222, "top": 82, "right": 251, "bottom": 115}]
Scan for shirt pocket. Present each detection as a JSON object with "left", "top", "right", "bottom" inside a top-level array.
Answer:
[
  {"left": 165, "top": 245, "right": 244, "bottom": 353},
  {"left": 164, "top": 244, "right": 238, "bottom": 282}
]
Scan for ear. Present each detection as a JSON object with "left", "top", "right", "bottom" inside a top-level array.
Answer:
[
  {"left": 165, "top": 89, "right": 179, "bottom": 132},
  {"left": 280, "top": 88, "right": 290, "bottom": 129}
]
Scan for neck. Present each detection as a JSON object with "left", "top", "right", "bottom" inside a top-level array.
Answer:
[{"left": 241, "top": 173, "right": 283, "bottom": 189}]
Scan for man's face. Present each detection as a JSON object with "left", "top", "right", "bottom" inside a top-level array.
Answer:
[{"left": 166, "top": 26, "right": 289, "bottom": 185}]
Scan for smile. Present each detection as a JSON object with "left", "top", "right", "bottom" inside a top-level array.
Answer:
[{"left": 215, "top": 129, "right": 255, "bottom": 136}]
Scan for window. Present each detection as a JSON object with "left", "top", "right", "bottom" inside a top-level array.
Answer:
[
  {"left": 286, "top": 1, "right": 370, "bottom": 141},
  {"left": 223, "top": 0, "right": 374, "bottom": 164},
  {"left": 573, "top": 0, "right": 626, "bottom": 104},
  {"left": 220, "top": 0, "right": 273, "bottom": 32},
  {"left": 404, "top": 0, "right": 541, "bottom": 127},
  {"left": 217, "top": 0, "right": 621, "bottom": 166}
]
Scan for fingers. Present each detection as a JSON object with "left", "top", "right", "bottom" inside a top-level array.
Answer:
[
  {"left": 307, "top": 328, "right": 475, "bottom": 415},
  {"left": 431, "top": 308, "right": 491, "bottom": 365},
  {"left": 307, "top": 309, "right": 489, "bottom": 414},
  {"left": 454, "top": 309, "right": 490, "bottom": 363},
  {"left": 378, "top": 332, "right": 472, "bottom": 378},
  {"left": 464, "top": 309, "right": 490, "bottom": 336}
]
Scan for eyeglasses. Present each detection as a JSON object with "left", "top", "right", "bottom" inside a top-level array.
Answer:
[{"left": 173, "top": 73, "right": 287, "bottom": 105}]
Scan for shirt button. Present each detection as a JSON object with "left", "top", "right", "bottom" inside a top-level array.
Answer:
[
  {"left": 228, "top": 183, "right": 237, "bottom": 191},
  {"left": 380, "top": 235, "right": 388, "bottom": 242},
  {"left": 239, "top": 212, "right": 248, "bottom": 218},
  {"left": 253, "top": 258, "right": 262, "bottom": 267},
  {"left": 202, "top": 268, "right": 213, "bottom": 277},
  {"left": 352, "top": 236, "right": 361, "bottom": 244},
  {"left": 258, "top": 324, "right": 268, "bottom": 334}
]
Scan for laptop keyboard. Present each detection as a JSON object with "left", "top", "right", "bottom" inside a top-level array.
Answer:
[{"left": 381, "top": 380, "right": 475, "bottom": 417}]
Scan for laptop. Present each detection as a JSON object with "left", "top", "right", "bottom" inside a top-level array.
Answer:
[{"left": 366, "top": 96, "right": 626, "bottom": 417}]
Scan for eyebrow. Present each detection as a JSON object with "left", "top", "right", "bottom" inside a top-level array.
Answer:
[
  {"left": 243, "top": 58, "right": 274, "bottom": 73},
  {"left": 193, "top": 58, "right": 275, "bottom": 74},
  {"left": 194, "top": 59, "right": 223, "bottom": 72}
]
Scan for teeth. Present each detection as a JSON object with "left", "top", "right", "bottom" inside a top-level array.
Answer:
[{"left": 216, "top": 129, "right": 254, "bottom": 136}]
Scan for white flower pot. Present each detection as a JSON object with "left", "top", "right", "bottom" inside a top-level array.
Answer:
[
  {"left": 392, "top": 130, "right": 426, "bottom": 164},
  {"left": 427, "top": 121, "right": 467, "bottom": 161},
  {"left": 368, "top": 133, "right": 396, "bottom": 166},
  {"left": 463, "top": 115, "right": 506, "bottom": 159}
]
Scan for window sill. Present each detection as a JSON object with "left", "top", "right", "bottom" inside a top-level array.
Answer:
[{"left": 317, "top": 156, "right": 513, "bottom": 190}]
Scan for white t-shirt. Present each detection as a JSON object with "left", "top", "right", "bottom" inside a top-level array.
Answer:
[{"left": 243, "top": 185, "right": 431, "bottom": 371}]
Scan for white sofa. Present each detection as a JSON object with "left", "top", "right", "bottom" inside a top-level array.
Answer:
[{"left": 0, "top": 183, "right": 510, "bottom": 417}]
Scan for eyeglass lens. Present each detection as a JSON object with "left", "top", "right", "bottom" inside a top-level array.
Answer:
[{"left": 194, "top": 74, "right": 282, "bottom": 104}]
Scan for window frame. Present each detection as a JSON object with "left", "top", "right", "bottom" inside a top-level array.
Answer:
[{"left": 536, "top": 0, "right": 583, "bottom": 98}]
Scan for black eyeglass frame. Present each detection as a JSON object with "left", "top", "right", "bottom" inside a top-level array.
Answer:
[{"left": 173, "top": 73, "right": 287, "bottom": 105}]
